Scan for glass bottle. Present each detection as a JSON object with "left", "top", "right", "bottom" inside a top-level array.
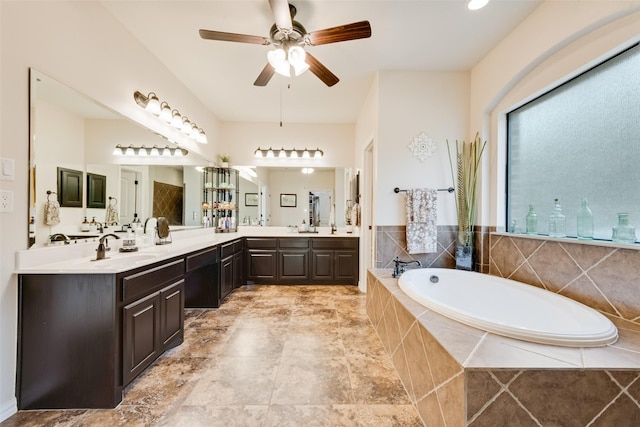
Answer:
[
  {"left": 548, "top": 198, "right": 566, "bottom": 238},
  {"left": 576, "top": 198, "right": 594, "bottom": 240},
  {"left": 612, "top": 213, "right": 636, "bottom": 244},
  {"left": 525, "top": 205, "right": 538, "bottom": 235}
]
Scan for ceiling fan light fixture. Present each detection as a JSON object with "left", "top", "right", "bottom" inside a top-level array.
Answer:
[{"left": 467, "top": 0, "right": 490, "bottom": 10}]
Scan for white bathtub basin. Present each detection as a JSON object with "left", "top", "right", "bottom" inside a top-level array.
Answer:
[{"left": 398, "top": 268, "right": 618, "bottom": 347}]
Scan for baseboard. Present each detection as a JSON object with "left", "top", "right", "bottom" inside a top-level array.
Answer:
[{"left": 0, "top": 397, "right": 17, "bottom": 423}]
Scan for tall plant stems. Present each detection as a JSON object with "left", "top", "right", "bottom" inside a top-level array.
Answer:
[{"left": 447, "top": 132, "right": 487, "bottom": 246}]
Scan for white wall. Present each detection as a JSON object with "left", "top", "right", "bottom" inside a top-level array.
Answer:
[{"left": 375, "top": 71, "right": 469, "bottom": 226}]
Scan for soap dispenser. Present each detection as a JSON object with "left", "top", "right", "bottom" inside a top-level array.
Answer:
[{"left": 81, "top": 217, "right": 90, "bottom": 232}]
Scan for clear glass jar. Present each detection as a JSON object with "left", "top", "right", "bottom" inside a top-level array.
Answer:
[
  {"left": 548, "top": 198, "right": 566, "bottom": 238},
  {"left": 576, "top": 198, "right": 593, "bottom": 240},
  {"left": 525, "top": 205, "right": 538, "bottom": 235},
  {"left": 612, "top": 213, "right": 636, "bottom": 244}
]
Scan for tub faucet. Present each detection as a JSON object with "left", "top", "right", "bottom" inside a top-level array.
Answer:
[
  {"left": 392, "top": 257, "right": 422, "bottom": 278},
  {"left": 95, "top": 234, "right": 120, "bottom": 260}
]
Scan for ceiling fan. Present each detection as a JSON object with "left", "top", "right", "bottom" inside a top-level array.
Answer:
[{"left": 199, "top": 0, "right": 371, "bottom": 87}]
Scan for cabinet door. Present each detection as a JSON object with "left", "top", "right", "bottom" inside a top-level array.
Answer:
[
  {"left": 279, "top": 250, "right": 309, "bottom": 281},
  {"left": 311, "top": 250, "right": 334, "bottom": 280},
  {"left": 160, "top": 280, "right": 185, "bottom": 350},
  {"left": 220, "top": 255, "right": 234, "bottom": 299},
  {"left": 123, "top": 291, "right": 161, "bottom": 385},
  {"left": 335, "top": 250, "right": 358, "bottom": 282},
  {"left": 233, "top": 251, "right": 243, "bottom": 289},
  {"left": 246, "top": 250, "right": 277, "bottom": 282}
]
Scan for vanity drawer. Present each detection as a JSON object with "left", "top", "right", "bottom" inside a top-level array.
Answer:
[
  {"left": 312, "top": 238, "right": 358, "bottom": 249},
  {"left": 122, "top": 259, "right": 184, "bottom": 303},
  {"left": 185, "top": 247, "right": 218, "bottom": 272},
  {"left": 279, "top": 238, "right": 309, "bottom": 248},
  {"left": 245, "top": 238, "right": 277, "bottom": 249}
]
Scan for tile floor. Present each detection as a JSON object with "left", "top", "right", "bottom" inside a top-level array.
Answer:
[{"left": 2, "top": 285, "right": 423, "bottom": 426}]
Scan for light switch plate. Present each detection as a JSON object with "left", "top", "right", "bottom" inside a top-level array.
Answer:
[
  {"left": 0, "top": 190, "right": 13, "bottom": 212},
  {"left": 0, "top": 158, "right": 15, "bottom": 181}
]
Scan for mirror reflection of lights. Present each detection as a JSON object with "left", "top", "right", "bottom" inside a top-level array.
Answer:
[
  {"left": 112, "top": 144, "right": 188, "bottom": 157},
  {"left": 254, "top": 147, "right": 323, "bottom": 159},
  {"left": 301, "top": 168, "right": 314, "bottom": 174}
]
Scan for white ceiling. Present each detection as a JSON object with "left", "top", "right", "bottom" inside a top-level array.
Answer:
[{"left": 101, "top": 0, "right": 542, "bottom": 125}]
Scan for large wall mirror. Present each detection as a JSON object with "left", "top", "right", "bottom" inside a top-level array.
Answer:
[
  {"left": 237, "top": 166, "right": 359, "bottom": 228},
  {"left": 29, "top": 70, "right": 360, "bottom": 247},
  {"left": 28, "top": 69, "right": 212, "bottom": 248}
]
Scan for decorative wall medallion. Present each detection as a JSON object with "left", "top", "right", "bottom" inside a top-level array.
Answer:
[{"left": 408, "top": 131, "right": 437, "bottom": 162}]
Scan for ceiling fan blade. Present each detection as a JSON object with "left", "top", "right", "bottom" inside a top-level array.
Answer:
[
  {"left": 307, "top": 21, "right": 372, "bottom": 46},
  {"left": 199, "top": 29, "right": 270, "bottom": 45},
  {"left": 254, "top": 63, "right": 276, "bottom": 87},
  {"left": 305, "top": 52, "right": 339, "bottom": 87},
  {"left": 269, "top": 0, "right": 293, "bottom": 31}
]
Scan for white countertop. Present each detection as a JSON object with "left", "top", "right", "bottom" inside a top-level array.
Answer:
[{"left": 15, "top": 226, "right": 359, "bottom": 274}]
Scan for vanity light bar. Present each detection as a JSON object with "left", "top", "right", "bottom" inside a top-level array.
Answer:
[
  {"left": 133, "top": 91, "right": 208, "bottom": 144},
  {"left": 113, "top": 144, "right": 188, "bottom": 157},
  {"left": 254, "top": 147, "right": 323, "bottom": 159}
]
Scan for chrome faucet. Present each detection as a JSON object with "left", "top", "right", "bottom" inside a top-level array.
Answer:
[
  {"left": 94, "top": 222, "right": 104, "bottom": 233},
  {"left": 95, "top": 234, "right": 120, "bottom": 260},
  {"left": 50, "top": 233, "right": 71, "bottom": 244},
  {"left": 392, "top": 257, "right": 422, "bottom": 278}
]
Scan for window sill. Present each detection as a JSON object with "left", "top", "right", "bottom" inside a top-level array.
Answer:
[{"left": 491, "top": 231, "right": 640, "bottom": 251}]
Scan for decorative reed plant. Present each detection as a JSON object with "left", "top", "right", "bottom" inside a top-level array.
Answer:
[{"left": 447, "top": 132, "right": 487, "bottom": 247}]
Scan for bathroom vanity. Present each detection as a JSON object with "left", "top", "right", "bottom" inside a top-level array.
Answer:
[{"left": 15, "top": 229, "right": 359, "bottom": 409}]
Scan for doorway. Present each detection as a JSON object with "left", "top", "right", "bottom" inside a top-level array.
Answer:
[{"left": 361, "top": 141, "right": 375, "bottom": 292}]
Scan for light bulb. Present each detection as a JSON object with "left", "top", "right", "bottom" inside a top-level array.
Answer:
[
  {"left": 266, "top": 148, "right": 274, "bottom": 158},
  {"left": 125, "top": 145, "right": 135, "bottom": 156},
  {"left": 145, "top": 93, "right": 161, "bottom": 115},
  {"left": 255, "top": 148, "right": 264, "bottom": 158},
  {"left": 112, "top": 145, "right": 123, "bottom": 156},
  {"left": 314, "top": 149, "right": 323, "bottom": 159},
  {"left": 467, "top": 0, "right": 489, "bottom": 10},
  {"left": 171, "top": 110, "right": 183, "bottom": 130},
  {"left": 278, "top": 148, "right": 287, "bottom": 158},
  {"left": 150, "top": 146, "right": 160, "bottom": 156},
  {"left": 159, "top": 102, "right": 172, "bottom": 123},
  {"left": 302, "top": 149, "right": 310, "bottom": 159}
]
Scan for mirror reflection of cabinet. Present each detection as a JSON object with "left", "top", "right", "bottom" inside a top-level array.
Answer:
[{"left": 202, "top": 167, "right": 239, "bottom": 232}]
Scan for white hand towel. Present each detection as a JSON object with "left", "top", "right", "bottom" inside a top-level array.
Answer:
[
  {"left": 406, "top": 188, "right": 437, "bottom": 254},
  {"left": 105, "top": 203, "right": 119, "bottom": 225}
]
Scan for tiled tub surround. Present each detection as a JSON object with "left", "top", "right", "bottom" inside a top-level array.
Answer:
[
  {"left": 490, "top": 233, "right": 640, "bottom": 325},
  {"left": 376, "top": 226, "right": 493, "bottom": 273},
  {"left": 366, "top": 269, "right": 640, "bottom": 426}
]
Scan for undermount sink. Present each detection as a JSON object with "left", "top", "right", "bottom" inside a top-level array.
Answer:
[{"left": 88, "top": 253, "right": 159, "bottom": 268}]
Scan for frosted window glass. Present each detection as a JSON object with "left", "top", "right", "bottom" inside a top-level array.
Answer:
[{"left": 507, "top": 44, "right": 640, "bottom": 241}]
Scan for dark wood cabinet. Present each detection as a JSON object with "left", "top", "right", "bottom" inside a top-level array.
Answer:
[
  {"left": 123, "top": 291, "right": 161, "bottom": 385},
  {"left": 220, "top": 238, "right": 243, "bottom": 299},
  {"left": 246, "top": 237, "right": 358, "bottom": 285},
  {"left": 311, "top": 238, "right": 359, "bottom": 284},
  {"left": 184, "top": 246, "right": 219, "bottom": 308},
  {"left": 17, "top": 257, "right": 185, "bottom": 409},
  {"left": 311, "top": 250, "right": 334, "bottom": 280}
]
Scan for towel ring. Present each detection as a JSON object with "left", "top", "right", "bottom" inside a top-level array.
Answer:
[
  {"left": 108, "top": 196, "right": 118, "bottom": 207},
  {"left": 46, "top": 190, "right": 57, "bottom": 201}
]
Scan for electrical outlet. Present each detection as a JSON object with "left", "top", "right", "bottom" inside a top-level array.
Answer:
[{"left": 0, "top": 190, "right": 13, "bottom": 212}]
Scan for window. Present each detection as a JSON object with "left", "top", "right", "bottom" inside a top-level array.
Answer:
[{"left": 507, "top": 43, "right": 640, "bottom": 240}]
